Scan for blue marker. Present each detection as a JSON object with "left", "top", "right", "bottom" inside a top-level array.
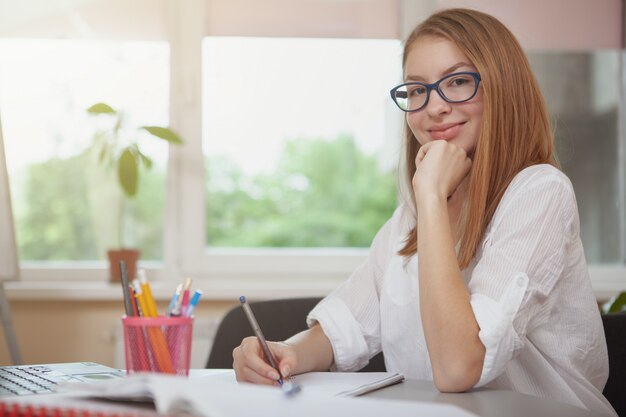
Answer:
[{"left": 184, "top": 289, "right": 203, "bottom": 317}]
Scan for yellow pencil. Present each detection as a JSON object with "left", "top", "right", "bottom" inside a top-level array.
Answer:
[
  {"left": 133, "top": 280, "right": 174, "bottom": 373},
  {"left": 138, "top": 269, "right": 158, "bottom": 317}
]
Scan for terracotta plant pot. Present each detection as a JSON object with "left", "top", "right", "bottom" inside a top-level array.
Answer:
[{"left": 107, "top": 248, "right": 141, "bottom": 282}]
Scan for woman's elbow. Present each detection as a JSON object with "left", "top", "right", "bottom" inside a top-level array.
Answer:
[{"left": 432, "top": 360, "right": 482, "bottom": 393}]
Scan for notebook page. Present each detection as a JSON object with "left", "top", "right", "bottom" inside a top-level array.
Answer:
[
  {"left": 197, "top": 369, "right": 404, "bottom": 396},
  {"left": 59, "top": 373, "right": 479, "bottom": 417}
]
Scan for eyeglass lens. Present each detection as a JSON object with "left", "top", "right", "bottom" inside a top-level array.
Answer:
[{"left": 394, "top": 73, "right": 478, "bottom": 111}]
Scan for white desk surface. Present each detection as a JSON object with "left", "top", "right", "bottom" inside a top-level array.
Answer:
[
  {"left": 367, "top": 378, "right": 599, "bottom": 417},
  {"left": 190, "top": 369, "right": 599, "bottom": 417}
]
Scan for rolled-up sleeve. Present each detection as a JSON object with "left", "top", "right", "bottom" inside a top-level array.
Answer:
[{"left": 469, "top": 171, "right": 575, "bottom": 387}]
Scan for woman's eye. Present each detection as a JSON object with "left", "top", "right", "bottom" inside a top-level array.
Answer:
[
  {"left": 408, "top": 86, "right": 427, "bottom": 96},
  {"left": 449, "top": 77, "right": 470, "bottom": 87}
]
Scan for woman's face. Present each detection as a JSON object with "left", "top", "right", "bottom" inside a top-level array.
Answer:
[{"left": 404, "top": 36, "right": 483, "bottom": 155}]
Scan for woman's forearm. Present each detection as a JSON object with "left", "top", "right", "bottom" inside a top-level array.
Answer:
[
  {"left": 417, "top": 192, "right": 485, "bottom": 392},
  {"left": 284, "top": 323, "right": 334, "bottom": 374}
]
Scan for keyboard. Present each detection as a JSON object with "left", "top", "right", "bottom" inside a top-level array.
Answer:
[
  {"left": 0, "top": 366, "right": 59, "bottom": 397},
  {"left": 0, "top": 362, "right": 125, "bottom": 398}
]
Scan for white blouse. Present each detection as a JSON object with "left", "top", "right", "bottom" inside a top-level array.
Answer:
[{"left": 308, "top": 164, "right": 616, "bottom": 417}]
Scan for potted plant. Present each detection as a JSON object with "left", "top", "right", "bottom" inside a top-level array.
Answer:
[
  {"left": 87, "top": 102, "right": 183, "bottom": 282},
  {"left": 603, "top": 291, "right": 626, "bottom": 314}
]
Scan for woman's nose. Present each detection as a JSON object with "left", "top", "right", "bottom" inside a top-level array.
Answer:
[{"left": 425, "top": 89, "right": 452, "bottom": 116}]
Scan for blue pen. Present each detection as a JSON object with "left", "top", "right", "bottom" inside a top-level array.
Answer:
[
  {"left": 184, "top": 289, "right": 203, "bottom": 317},
  {"left": 167, "top": 284, "right": 183, "bottom": 317}
]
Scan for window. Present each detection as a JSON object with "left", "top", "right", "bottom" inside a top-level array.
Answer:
[
  {"left": 202, "top": 37, "right": 402, "bottom": 249},
  {"left": 0, "top": 39, "right": 170, "bottom": 263},
  {"left": 528, "top": 51, "right": 624, "bottom": 263}
]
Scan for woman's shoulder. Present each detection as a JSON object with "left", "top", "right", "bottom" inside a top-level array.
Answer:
[
  {"left": 505, "top": 164, "right": 574, "bottom": 199},
  {"left": 491, "top": 164, "right": 578, "bottom": 226}
]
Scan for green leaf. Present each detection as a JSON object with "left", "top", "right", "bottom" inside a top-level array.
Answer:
[
  {"left": 606, "top": 291, "right": 626, "bottom": 313},
  {"left": 118, "top": 148, "right": 138, "bottom": 197},
  {"left": 141, "top": 126, "right": 183, "bottom": 144},
  {"left": 87, "top": 103, "right": 116, "bottom": 114}
]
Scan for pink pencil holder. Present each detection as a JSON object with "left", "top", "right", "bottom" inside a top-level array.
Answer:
[{"left": 122, "top": 316, "right": 193, "bottom": 376}]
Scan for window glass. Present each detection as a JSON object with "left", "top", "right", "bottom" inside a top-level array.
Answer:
[
  {"left": 202, "top": 37, "right": 403, "bottom": 248},
  {"left": 528, "top": 51, "right": 623, "bottom": 262},
  {"left": 0, "top": 39, "right": 169, "bottom": 261}
]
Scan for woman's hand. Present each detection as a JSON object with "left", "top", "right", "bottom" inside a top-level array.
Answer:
[
  {"left": 412, "top": 141, "right": 472, "bottom": 204},
  {"left": 232, "top": 337, "right": 297, "bottom": 385}
]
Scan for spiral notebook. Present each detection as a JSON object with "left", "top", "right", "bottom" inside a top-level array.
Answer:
[{"left": 0, "top": 392, "right": 162, "bottom": 417}]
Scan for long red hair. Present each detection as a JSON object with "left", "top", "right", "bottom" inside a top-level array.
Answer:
[{"left": 398, "top": 8, "right": 558, "bottom": 268}]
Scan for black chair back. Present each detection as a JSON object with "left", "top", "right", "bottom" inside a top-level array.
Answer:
[
  {"left": 602, "top": 312, "right": 626, "bottom": 417},
  {"left": 206, "top": 297, "right": 385, "bottom": 372}
]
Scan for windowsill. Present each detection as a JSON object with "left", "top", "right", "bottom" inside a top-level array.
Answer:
[
  {"left": 1, "top": 278, "right": 338, "bottom": 301},
  {"left": 3, "top": 264, "right": 625, "bottom": 302}
]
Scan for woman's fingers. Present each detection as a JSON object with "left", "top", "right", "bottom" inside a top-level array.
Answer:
[
  {"left": 274, "top": 342, "right": 298, "bottom": 378},
  {"left": 412, "top": 141, "right": 471, "bottom": 198},
  {"left": 238, "top": 365, "right": 280, "bottom": 385},
  {"left": 233, "top": 337, "right": 297, "bottom": 384},
  {"left": 233, "top": 337, "right": 276, "bottom": 382}
]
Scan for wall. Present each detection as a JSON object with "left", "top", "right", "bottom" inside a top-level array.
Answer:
[
  {"left": 0, "top": 299, "right": 236, "bottom": 367},
  {"left": 437, "top": 0, "right": 622, "bottom": 50}
]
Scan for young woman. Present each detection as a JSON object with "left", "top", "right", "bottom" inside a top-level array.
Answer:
[{"left": 232, "top": 8, "right": 616, "bottom": 416}]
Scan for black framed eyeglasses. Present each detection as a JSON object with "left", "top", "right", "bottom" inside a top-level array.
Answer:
[{"left": 389, "top": 72, "right": 481, "bottom": 112}]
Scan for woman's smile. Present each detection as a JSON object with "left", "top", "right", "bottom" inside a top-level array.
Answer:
[{"left": 427, "top": 122, "right": 466, "bottom": 141}]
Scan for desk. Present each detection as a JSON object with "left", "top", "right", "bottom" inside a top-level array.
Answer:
[
  {"left": 1, "top": 370, "right": 600, "bottom": 417},
  {"left": 189, "top": 370, "right": 598, "bottom": 417},
  {"left": 368, "top": 379, "right": 598, "bottom": 417}
]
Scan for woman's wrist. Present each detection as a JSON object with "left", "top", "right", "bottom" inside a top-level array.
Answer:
[
  {"left": 283, "top": 325, "right": 334, "bottom": 373},
  {"left": 416, "top": 188, "right": 448, "bottom": 214}
]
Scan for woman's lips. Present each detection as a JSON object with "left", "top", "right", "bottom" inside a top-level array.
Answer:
[{"left": 428, "top": 122, "right": 464, "bottom": 141}]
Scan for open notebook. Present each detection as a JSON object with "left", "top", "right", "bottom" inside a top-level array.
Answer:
[{"left": 7, "top": 372, "right": 476, "bottom": 417}]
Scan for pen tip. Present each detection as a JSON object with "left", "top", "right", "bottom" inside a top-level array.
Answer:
[
  {"left": 239, "top": 295, "right": 246, "bottom": 303},
  {"left": 281, "top": 380, "right": 301, "bottom": 397}
]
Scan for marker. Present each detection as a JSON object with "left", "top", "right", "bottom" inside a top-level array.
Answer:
[
  {"left": 180, "top": 277, "right": 193, "bottom": 316},
  {"left": 171, "top": 278, "right": 192, "bottom": 317},
  {"left": 184, "top": 290, "right": 203, "bottom": 317},
  {"left": 167, "top": 284, "right": 183, "bottom": 317}
]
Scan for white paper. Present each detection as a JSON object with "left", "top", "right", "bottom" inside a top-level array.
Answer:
[
  {"left": 200, "top": 369, "right": 405, "bottom": 397},
  {"left": 60, "top": 373, "right": 479, "bottom": 417}
]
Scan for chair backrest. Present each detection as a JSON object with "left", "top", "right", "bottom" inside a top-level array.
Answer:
[
  {"left": 206, "top": 297, "right": 385, "bottom": 372},
  {"left": 602, "top": 312, "right": 626, "bottom": 417}
]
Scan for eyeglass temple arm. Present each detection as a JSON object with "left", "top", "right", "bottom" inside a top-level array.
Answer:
[{"left": 394, "top": 90, "right": 407, "bottom": 99}]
